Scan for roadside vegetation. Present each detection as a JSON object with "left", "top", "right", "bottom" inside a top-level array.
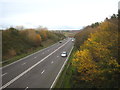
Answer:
[
  {"left": 2, "top": 27, "right": 65, "bottom": 65},
  {"left": 55, "top": 13, "right": 120, "bottom": 88},
  {"left": 0, "top": 31, "right": 2, "bottom": 67},
  {"left": 63, "top": 30, "right": 80, "bottom": 38}
]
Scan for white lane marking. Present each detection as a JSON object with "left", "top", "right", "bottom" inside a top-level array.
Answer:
[
  {"left": 25, "top": 87, "right": 28, "bottom": 90},
  {"left": 22, "top": 63, "right": 26, "bottom": 65},
  {"left": 41, "top": 70, "right": 45, "bottom": 74},
  {"left": 1, "top": 73, "right": 7, "bottom": 77},
  {"left": 51, "top": 61, "right": 54, "bottom": 64},
  {"left": 1, "top": 39, "right": 70, "bottom": 89},
  {"left": 3, "top": 40, "right": 59, "bottom": 69},
  {"left": 57, "top": 56, "right": 59, "bottom": 58},
  {"left": 50, "top": 46, "right": 74, "bottom": 89},
  {"left": 34, "top": 57, "right": 37, "bottom": 59}
]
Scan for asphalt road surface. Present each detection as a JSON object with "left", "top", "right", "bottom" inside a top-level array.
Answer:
[{"left": 1, "top": 38, "right": 74, "bottom": 89}]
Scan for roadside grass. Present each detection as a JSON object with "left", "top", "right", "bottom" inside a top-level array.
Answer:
[
  {"left": 54, "top": 47, "right": 77, "bottom": 88},
  {"left": 2, "top": 39, "right": 57, "bottom": 66}
]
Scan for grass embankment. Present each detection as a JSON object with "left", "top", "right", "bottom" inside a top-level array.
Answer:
[
  {"left": 2, "top": 39, "right": 56, "bottom": 66},
  {"left": 3, "top": 27, "right": 65, "bottom": 66},
  {"left": 54, "top": 47, "right": 77, "bottom": 88}
]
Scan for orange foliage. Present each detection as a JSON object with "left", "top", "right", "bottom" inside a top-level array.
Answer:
[
  {"left": 38, "top": 30, "right": 48, "bottom": 40},
  {"left": 35, "top": 34, "right": 42, "bottom": 46},
  {"left": 8, "top": 49, "right": 16, "bottom": 57},
  {"left": 72, "top": 19, "right": 120, "bottom": 87}
]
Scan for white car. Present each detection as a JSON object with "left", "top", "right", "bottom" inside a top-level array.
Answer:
[
  {"left": 61, "top": 51, "right": 67, "bottom": 57},
  {"left": 72, "top": 39, "right": 74, "bottom": 42}
]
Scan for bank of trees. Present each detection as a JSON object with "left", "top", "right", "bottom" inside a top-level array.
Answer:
[
  {"left": 3, "top": 28, "right": 65, "bottom": 61},
  {"left": 72, "top": 14, "right": 120, "bottom": 88}
]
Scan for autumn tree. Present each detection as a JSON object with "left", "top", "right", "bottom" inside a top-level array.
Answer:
[
  {"left": 74, "top": 26, "right": 96, "bottom": 49},
  {"left": 72, "top": 16, "right": 120, "bottom": 88},
  {"left": 3, "top": 27, "right": 65, "bottom": 61},
  {"left": 37, "top": 27, "right": 48, "bottom": 41},
  {"left": 34, "top": 34, "right": 42, "bottom": 46}
]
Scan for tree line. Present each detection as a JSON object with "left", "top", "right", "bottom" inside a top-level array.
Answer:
[
  {"left": 2, "top": 27, "right": 65, "bottom": 61},
  {"left": 71, "top": 14, "right": 120, "bottom": 88}
]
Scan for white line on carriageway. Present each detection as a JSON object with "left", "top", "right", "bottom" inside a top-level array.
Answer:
[
  {"left": 1, "top": 73, "right": 7, "bottom": 77},
  {"left": 41, "top": 70, "right": 45, "bottom": 74},
  {"left": 1, "top": 39, "right": 71, "bottom": 89}
]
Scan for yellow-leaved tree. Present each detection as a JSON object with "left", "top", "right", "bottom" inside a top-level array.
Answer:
[{"left": 72, "top": 20, "right": 120, "bottom": 87}]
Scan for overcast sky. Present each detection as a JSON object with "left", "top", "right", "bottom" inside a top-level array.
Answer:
[{"left": 0, "top": 0, "right": 119, "bottom": 30}]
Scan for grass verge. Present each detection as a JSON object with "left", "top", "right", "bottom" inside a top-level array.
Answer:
[{"left": 2, "top": 39, "right": 57, "bottom": 66}]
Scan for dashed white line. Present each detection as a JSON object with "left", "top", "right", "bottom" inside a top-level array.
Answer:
[
  {"left": 50, "top": 46, "right": 74, "bottom": 89},
  {"left": 22, "top": 63, "right": 26, "bottom": 65},
  {"left": 1, "top": 39, "right": 70, "bottom": 89},
  {"left": 51, "top": 61, "right": 54, "bottom": 64},
  {"left": 41, "top": 70, "right": 45, "bottom": 74},
  {"left": 34, "top": 57, "right": 37, "bottom": 59},
  {"left": 1, "top": 73, "right": 7, "bottom": 77},
  {"left": 3, "top": 40, "right": 58, "bottom": 69}
]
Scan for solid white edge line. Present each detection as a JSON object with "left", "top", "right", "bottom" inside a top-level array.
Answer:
[
  {"left": 1, "top": 39, "right": 70, "bottom": 89},
  {"left": 50, "top": 46, "right": 74, "bottom": 89},
  {"left": 2, "top": 40, "right": 62, "bottom": 69}
]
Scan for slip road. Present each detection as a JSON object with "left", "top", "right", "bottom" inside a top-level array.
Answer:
[{"left": 1, "top": 38, "right": 74, "bottom": 89}]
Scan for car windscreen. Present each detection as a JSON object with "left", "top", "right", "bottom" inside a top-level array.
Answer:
[{"left": 62, "top": 52, "right": 66, "bottom": 54}]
